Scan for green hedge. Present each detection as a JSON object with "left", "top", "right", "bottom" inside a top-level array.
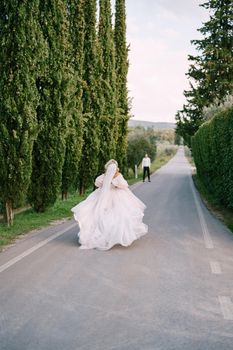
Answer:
[{"left": 192, "top": 108, "right": 233, "bottom": 208}]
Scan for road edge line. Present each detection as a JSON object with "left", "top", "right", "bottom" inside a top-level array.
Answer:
[
  {"left": 189, "top": 175, "right": 214, "bottom": 249},
  {"left": 0, "top": 222, "right": 77, "bottom": 274}
]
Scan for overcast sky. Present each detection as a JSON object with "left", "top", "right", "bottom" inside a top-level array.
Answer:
[{"left": 121, "top": 0, "right": 209, "bottom": 123}]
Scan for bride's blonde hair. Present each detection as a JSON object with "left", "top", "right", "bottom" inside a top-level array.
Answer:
[{"left": 104, "top": 159, "right": 118, "bottom": 170}]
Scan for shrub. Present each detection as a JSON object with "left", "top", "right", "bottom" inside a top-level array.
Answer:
[
  {"left": 192, "top": 108, "right": 233, "bottom": 208},
  {"left": 127, "top": 134, "right": 156, "bottom": 173}
]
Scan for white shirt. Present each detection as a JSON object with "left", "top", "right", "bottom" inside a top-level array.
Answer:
[{"left": 142, "top": 157, "right": 151, "bottom": 168}]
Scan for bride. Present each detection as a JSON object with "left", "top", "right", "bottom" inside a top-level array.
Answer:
[{"left": 71, "top": 159, "right": 148, "bottom": 250}]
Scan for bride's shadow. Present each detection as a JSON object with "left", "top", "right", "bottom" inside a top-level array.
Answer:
[{"left": 54, "top": 222, "right": 150, "bottom": 251}]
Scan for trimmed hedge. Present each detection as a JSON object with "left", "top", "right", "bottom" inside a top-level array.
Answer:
[{"left": 192, "top": 108, "right": 233, "bottom": 208}]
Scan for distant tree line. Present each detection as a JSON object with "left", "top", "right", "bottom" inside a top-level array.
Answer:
[
  {"left": 127, "top": 127, "right": 157, "bottom": 174},
  {"left": 0, "top": 0, "right": 129, "bottom": 225},
  {"left": 127, "top": 127, "right": 176, "bottom": 174}
]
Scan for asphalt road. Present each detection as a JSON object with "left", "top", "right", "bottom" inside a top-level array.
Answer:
[{"left": 1, "top": 147, "right": 233, "bottom": 350}]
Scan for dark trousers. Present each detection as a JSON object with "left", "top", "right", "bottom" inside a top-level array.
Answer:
[{"left": 143, "top": 166, "right": 150, "bottom": 181}]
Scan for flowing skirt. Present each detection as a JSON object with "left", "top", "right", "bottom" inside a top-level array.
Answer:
[{"left": 71, "top": 187, "right": 148, "bottom": 250}]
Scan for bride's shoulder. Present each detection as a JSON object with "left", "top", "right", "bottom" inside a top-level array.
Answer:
[
  {"left": 115, "top": 171, "right": 121, "bottom": 177},
  {"left": 112, "top": 173, "right": 128, "bottom": 188},
  {"left": 114, "top": 172, "right": 125, "bottom": 180}
]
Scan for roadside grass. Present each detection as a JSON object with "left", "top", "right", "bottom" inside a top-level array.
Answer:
[
  {"left": 193, "top": 175, "right": 233, "bottom": 234},
  {"left": 184, "top": 146, "right": 195, "bottom": 167},
  {"left": 0, "top": 145, "right": 178, "bottom": 250},
  {"left": 0, "top": 191, "right": 90, "bottom": 249},
  {"left": 185, "top": 151, "right": 233, "bottom": 234}
]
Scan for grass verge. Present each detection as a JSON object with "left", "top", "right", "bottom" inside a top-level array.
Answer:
[
  {"left": 0, "top": 191, "right": 90, "bottom": 250},
  {"left": 0, "top": 147, "right": 177, "bottom": 250},
  {"left": 185, "top": 151, "right": 233, "bottom": 234},
  {"left": 184, "top": 146, "right": 195, "bottom": 167},
  {"left": 185, "top": 152, "right": 233, "bottom": 233},
  {"left": 185, "top": 150, "right": 233, "bottom": 233},
  {"left": 193, "top": 175, "right": 233, "bottom": 234}
]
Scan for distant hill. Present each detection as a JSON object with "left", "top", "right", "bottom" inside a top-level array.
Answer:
[{"left": 128, "top": 119, "right": 176, "bottom": 129}]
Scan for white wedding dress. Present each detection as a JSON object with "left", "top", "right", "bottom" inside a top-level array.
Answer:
[{"left": 71, "top": 163, "right": 148, "bottom": 250}]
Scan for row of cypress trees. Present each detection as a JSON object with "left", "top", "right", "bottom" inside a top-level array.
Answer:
[{"left": 0, "top": 0, "right": 129, "bottom": 225}]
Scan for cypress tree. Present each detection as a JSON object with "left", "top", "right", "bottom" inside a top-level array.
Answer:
[
  {"left": 29, "top": 0, "right": 70, "bottom": 212},
  {"left": 0, "top": 0, "right": 44, "bottom": 225},
  {"left": 189, "top": 0, "right": 233, "bottom": 104},
  {"left": 176, "top": 0, "right": 233, "bottom": 143},
  {"left": 114, "top": 0, "right": 129, "bottom": 173},
  {"left": 61, "top": 0, "right": 85, "bottom": 199},
  {"left": 78, "top": 0, "right": 100, "bottom": 195},
  {"left": 98, "top": 0, "right": 118, "bottom": 171}
]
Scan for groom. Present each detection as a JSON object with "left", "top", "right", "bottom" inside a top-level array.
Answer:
[{"left": 142, "top": 153, "right": 151, "bottom": 182}]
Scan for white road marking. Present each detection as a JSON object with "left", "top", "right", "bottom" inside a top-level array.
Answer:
[
  {"left": 189, "top": 176, "right": 214, "bottom": 249},
  {"left": 219, "top": 296, "right": 233, "bottom": 320},
  {"left": 210, "top": 261, "right": 222, "bottom": 274},
  {"left": 0, "top": 223, "right": 76, "bottom": 274}
]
